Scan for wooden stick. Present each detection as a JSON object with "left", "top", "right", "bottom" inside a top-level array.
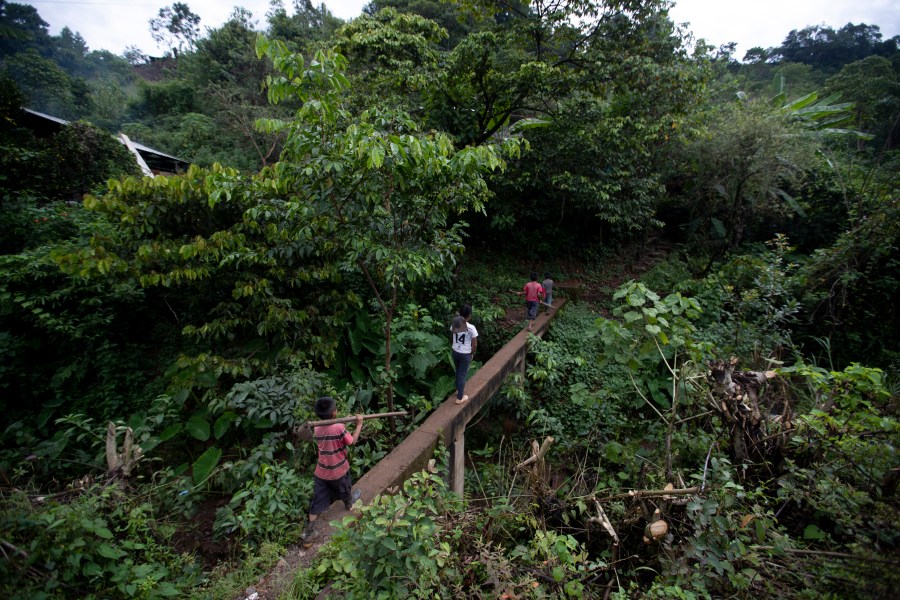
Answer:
[
  {"left": 589, "top": 499, "right": 620, "bottom": 543},
  {"left": 302, "top": 411, "right": 407, "bottom": 428},
  {"left": 515, "top": 436, "right": 555, "bottom": 470},
  {"left": 600, "top": 486, "right": 701, "bottom": 501},
  {"left": 751, "top": 546, "right": 900, "bottom": 566}
]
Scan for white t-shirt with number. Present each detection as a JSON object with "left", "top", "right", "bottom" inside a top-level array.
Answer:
[{"left": 451, "top": 323, "right": 478, "bottom": 354}]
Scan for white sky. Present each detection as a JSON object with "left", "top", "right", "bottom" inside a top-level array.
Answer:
[
  {"left": 667, "top": 0, "right": 900, "bottom": 58},
  {"left": 16, "top": 0, "right": 900, "bottom": 59}
]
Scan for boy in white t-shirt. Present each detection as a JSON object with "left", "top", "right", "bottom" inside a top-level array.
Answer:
[{"left": 450, "top": 304, "right": 478, "bottom": 404}]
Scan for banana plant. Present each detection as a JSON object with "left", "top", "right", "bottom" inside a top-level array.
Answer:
[{"left": 765, "top": 73, "right": 873, "bottom": 138}]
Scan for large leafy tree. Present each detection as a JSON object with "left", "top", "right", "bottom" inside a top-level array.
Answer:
[
  {"left": 431, "top": 1, "right": 693, "bottom": 140},
  {"left": 1, "top": 47, "right": 92, "bottom": 118},
  {"left": 444, "top": 0, "right": 706, "bottom": 243},
  {"left": 123, "top": 8, "right": 287, "bottom": 170},
  {"left": 181, "top": 7, "right": 288, "bottom": 169},
  {"left": 256, "top": 38, "right": 523, "bottom": 410},
  {"left": 364, "top": 0, "right": 484, "bottom": 48},
  {"left": 493, "top": 93, "right": 666, "bottom": 243},
  {"left": 333, "top": 7, "right": 447, "bottom": 114},
  {"left": 266, "top": 0, "right": 344, "bottom": 49},
  {"left": 50, "top": 26, "right": 88, "bottom": 75},
  {"left": 771, "top": 23, "right": 899, "bottom": 72},
  {"left": 0, "top": 0, "right": 52, "bottom": 58},
  {"left": 825, "top": 56, "right": 900, "bottom": 150},
  {"left": 56, "top": 39, "right": 522, "bottom": 416},
  {"left": 668, "top": 97, "right": 823, "bottom": 261},
  {"left": 149, "top": 2, "right": 201, "bottom": 60}
]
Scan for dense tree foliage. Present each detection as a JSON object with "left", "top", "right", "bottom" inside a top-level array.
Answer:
[
  {"left": 149, "top": 2, "right": 201, "bottom": 60},
  {"left": 770, "top": 23, "right": 899, "bottom": 72},
  {"left": 1, "top": 1, "right": 898, "bottom": 598}
]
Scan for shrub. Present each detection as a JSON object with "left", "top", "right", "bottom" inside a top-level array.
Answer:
[
  {"left": 0, "top": 485, "right": 199, "bottom": 599},
  {"left": 316, "top": 466, "right": 460, "bottom": 599}
]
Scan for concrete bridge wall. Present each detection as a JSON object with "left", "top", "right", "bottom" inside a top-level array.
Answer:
[{"left": 304, "top": 301, "right": 565, "bottom": 549}]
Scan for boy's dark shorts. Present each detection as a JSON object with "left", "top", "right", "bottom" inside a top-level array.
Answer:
[
  {"left": 310, "top": 473, "right": 352, "bottom": 515},
  {"left": 526, "top": 300, "right": 539, "bottom": 320}
]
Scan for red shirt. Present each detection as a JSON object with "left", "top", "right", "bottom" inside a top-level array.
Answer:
[
  {"left": 524, "top": 281, "right": 544, "bottom": 302},
  {"left": 314, "top": 423, "right": 354, "bottom": 480}
]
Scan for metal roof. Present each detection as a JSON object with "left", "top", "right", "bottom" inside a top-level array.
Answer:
[
  {"left": 21, "top": 108, "right": 190, "bottom": 175},
  {"left": 22, "top": 108, "right": 69, "bottom": 126}
]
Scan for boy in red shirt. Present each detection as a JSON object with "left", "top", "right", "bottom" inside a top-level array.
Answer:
[
  {"left": 301, "top": 396, "right": 363, "bottom": 547},
  {"left": 522, "top": 272, "right": 545, "bottom": 331}
]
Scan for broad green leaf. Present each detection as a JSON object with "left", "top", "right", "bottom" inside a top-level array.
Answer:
[
  {"left": 159, "top": 423, "right": 182, "bottom": 442},
  {"left": 781, "top": 91, "right": 817, "bottom": 112},
  {"left": 192, "top": 446, "right": 222, "bottom": 484},
  {"left": 711, "top": 218, "right": 726, "bottom": 238},
  {"left": 381, "top": 536, "right": 398, "bottom": 550},
  {"left": 97, "top": 544, "right": 124, "bottom": 559},
  {"left": 213, "top": 412, "right": 238, "bottom": 440},
  {"left": 803, "top": 524, "right": 827, "bottom": 540},
  {"left": 776, "top": 189, "right": 806, "bottom": 217},
  {"left": 186, "top": 415, "right": 210, "bottom": 441}
]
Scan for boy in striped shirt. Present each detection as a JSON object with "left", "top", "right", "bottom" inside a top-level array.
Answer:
[{"left": 302, "top": 396, "right": 363, "bottom": 547}]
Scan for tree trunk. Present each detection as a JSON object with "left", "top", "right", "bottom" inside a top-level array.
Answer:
[{"left": 384, "top": 311, "right": 395, "bottom": 414}]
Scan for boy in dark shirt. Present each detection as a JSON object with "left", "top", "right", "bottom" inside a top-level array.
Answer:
[{"left": 542, "top": 272, "right": 554, "bottom": 308}]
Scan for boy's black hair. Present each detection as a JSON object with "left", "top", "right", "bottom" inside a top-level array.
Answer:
[
  {"left": 544, "top": 272, "right": 552, "bottom": 279},
  {"left": 530, "top": 271, "right": 538, "bottom": 281},
  {"left": 314, "top": 396, "right": 336, "bottom": 419},
  {"left": 459, "top": 304, "right": 472, "bottom": 318}
]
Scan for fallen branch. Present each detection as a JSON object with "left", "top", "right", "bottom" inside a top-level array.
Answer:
[
  {"left": 675, "top": 410, "right": 714, "bottom": 425},
  {"left": 588, "top": 500, "right": 620, "bottom": 543},
  {"left": 295, "top": 411, "right": 408, "bottom": 442},
  {"left": 751, "top": 546, "right": 900, "bottom": 566},
  {"left": 600, "top": 486, "right": 700, "bottom": 501},
  {"left": 1, "top": 539, "right": 29, "bottom": 559},
  {"left": 515, "top": 436, "right": 555, "bottom": 470}
]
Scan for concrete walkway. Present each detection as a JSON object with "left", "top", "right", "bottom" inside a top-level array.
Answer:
[
  {"left": 252, "top": 300, "right": 566, "bottom": 598},
  {"left": 314, "top": 300, "right": 565, "bottom": 537}
]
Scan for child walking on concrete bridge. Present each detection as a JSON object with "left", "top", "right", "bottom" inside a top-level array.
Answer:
[
  {"left": 450, "top": 304, "right": 478, "bottom": 405},
  {"left": 301, "top": 396, "right": 363, "bottom": 548},
  {"left": 521, "top": 272, "right": 545, "bottom": 331}
]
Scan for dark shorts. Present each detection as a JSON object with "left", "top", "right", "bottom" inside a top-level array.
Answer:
[
  {"left": 309, "top": 472, "right": 352, "bottom": 515},
  {"left": 526, "top": 301, "right": 539, "bottom": 320}
]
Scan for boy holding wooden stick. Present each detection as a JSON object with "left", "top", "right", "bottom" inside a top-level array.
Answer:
[{"left": 302, "top": 396, "right": 363, "bottom": 547}]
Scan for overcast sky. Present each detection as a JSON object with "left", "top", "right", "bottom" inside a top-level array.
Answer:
[{"left": 17, "top": 0, "right": 900, "bottom": 59}]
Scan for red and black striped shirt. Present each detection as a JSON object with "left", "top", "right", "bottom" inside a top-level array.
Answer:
[{"left": 313, "top": 423, "right": 354, "bottom": 480}]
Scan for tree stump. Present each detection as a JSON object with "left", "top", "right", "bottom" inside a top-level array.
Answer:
[{"left": 708, "top": 358, "right": 791, "bottom": 476}]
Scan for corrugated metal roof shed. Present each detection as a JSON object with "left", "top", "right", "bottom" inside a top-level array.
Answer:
[{"left": 21, "top": 108, "right": 191, "bottom": 176}]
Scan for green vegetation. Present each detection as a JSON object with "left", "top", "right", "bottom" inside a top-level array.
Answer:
[{"left": 1, "top": 0, "right": 898, "bottom": 598}]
